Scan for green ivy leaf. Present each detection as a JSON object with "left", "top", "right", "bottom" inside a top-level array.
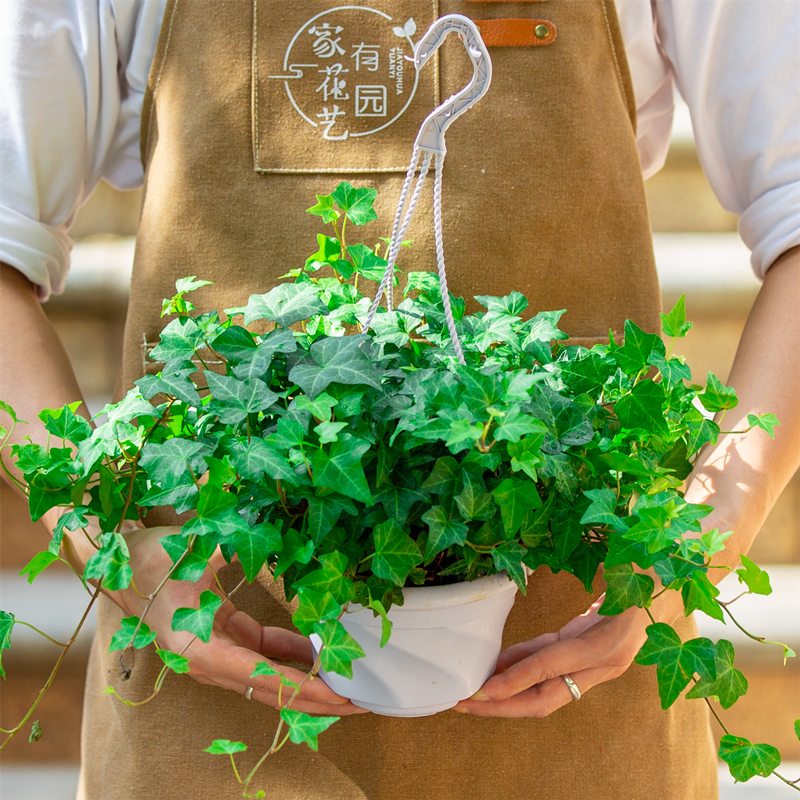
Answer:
[
  {"left": 108, "top": 616, "right": 157, "bottom": 652},
  {"left": 290, "top": 335, "right": 381, "bottom": 397},
  {"left": 149, "top": 316, "right": 205, "bottom": 363},
  {"left": 313, "top": 618, "right": 366, "bottom": 679},
  {"left": 223, "top": 436, "right": 297, "bottom": 484},
  {"left": 296, "top": 393, "right": 338, "bottom": 420},
  {"left": 421, "top": 457, "right": 461, "bottom": 496},
  {"left": 251, "top": 661, "right": 300, "bottom": 690},
  {"left": 38, "top": 402, "right": 92, "bottom": 444},
  {"left": 492, "top": 478, "right": 541, "bottom": 537},
  {"left": 314, "top": 420, "right": 348, "bottom": 444},
  {"left": 746, "top": 413, "right": 779, "bottom": 438},
  {"left": 348, "top": 243, "right": 388, "bottom": 281},
  {"left": 699, "top": 372, "right": 738, "bottom": 413},
  {"left": 139, "top": 439, "right": 213, "bottom": 490},
  {"left": 306, "top": 495, "right": 356, "bottom": 545},
  {"left": 492, "top": 406, "right": 547, "bottom": 444},
  {"left": 233, "top": 522, "right": 282, "bottom": 582},
  {"left": 366, "top": 596, "right": 393, "bottom": 648},
  {"left": 421, "top": 506, "right": 468, "bottom": 562},
  {"left": 244, "top": 284, "right": 327, "bottom": 328},
  {"left": 0, "top": 399, "right": 20, "bottom": 423},
  {"left": 137, "top": 365, "right": 203, "bottom": 407},
  {"left": 624, "top": 506, "right": 674, "bottom": 553},
  {"left": 228, "top": 328, "right": 297, "bottom": 380},
  {"left": 599, "top": 564, "right": 654, "bottom": 616},
  {"left": 660, "top": 294, "right": 693, "bottom": 338},
  {"left": 648, "top": 351, "right": 692, "bottom": 392},
  {"left": 491, "top": 541, "right": 528, "bottom": 593},
  {"left": 681, "top": 571, "right": 724, "bottom": 621},
  {"left": 614, "top": 320, "right": 665, "bottom": 374},
  {"left": 718, "top": 735, "right": 781, "bottom": 782},
  {"left": 615, "top": 381, "right": 669, "bottom": 437},
  {"left": 686, "top": 639, "right": 747, "bottom": 709},
  {"left": 50, "top": 506, "right": 90, "bottom": 555},
  {"left": 311, "top": 434, "right": 372, "bottom": 504},
  {"left": 205, "top": 373, "right": 279, "bottom": 425},
  {"left": 0, "top": 611, "right": 15, "bottom": 679},
  {"left": 580, "top": 488, "right": 621, "bottom": 529},
  {"left": 331, "top": 182, "right": 378, "bottom": 225},
  {"left": 27, "top": 470, "right": 74, "bottom": 523},
  {"left": 274, "top": 528, "right": 314, "bottom": 579},
  {"left": 156, "top": 649, "right": 191, "bottom": 674},
  {"left": 19, "top": 551, "right": 59, "bottom": 584},
  {"left": 306, "top": 234, "right": 342, "bottom": 269},
  {"left": 454, "top": 471, "right": 495, "bottom": 522},
  {"left": 83, "top": 531, "right": 132, "bottom": 591},
  {"left": 292, "top": 589, "right": 342, "bottom": 636},
  {"left": 306, "top": 194, "right": 340, "bottom": 223},
  {"left": 735, "top": 554, "right": 772, "bottom": 596},
  {"left": 295, "top": 552, "right": 352, "bottom": 605},
  {"left": 280, "top": 708, "right": 339, "bottom": 751},
  {"left": 372, "top": 519, "right": 422, "bottom": 586},
  {"left": 634, "top": 623, "right": 716, "bottom": 709},
  {"left": 204, "top": 739, "right": 248, "bottom": 755},
  {"left": 683, "top": 407, "right": 720, "bottom": 454},
  {"left": 171, "top": 591, "right": 223, "bottom": 644}
]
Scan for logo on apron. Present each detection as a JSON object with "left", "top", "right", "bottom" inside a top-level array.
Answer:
[
  {"left": 252, "top": 0, "right": 439, "bottom": 174},
  {"left": 268, "top": 8, "right": 419, "bottom": 141}
]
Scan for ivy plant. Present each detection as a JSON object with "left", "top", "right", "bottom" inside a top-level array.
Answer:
[{"left": 0, "top": 182, "right": 797, "bottom": 796}]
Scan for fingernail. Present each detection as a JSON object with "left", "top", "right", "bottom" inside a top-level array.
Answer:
[
  {"left": 452, "top": 704, "right": 469, "bottom": 714},
  {"left": 469, "top": 689, "right": 490, "bottom": 702}
]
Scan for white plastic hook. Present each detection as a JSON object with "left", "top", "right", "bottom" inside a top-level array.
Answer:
[
  {"left": 413, "top": 15, "right": 493, "bottom": 156},
  {"left": 364, "top": 15, "right": 492, "bottom": 364}
]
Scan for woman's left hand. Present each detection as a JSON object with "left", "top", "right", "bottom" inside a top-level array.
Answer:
[{"left": 453, "top": 593, "right": 670, "bottom": 718}]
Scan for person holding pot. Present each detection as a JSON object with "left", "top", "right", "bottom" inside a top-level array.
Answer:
[{"left": 1, "top": 1, "right": 798, "bottom": 798}]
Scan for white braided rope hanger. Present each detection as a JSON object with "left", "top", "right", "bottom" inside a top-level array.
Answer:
[{"left": 364, "top": 15, "right": 493, "bottom": 365}]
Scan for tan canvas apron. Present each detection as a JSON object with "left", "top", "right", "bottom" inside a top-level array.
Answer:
[{"left": 78, "top": 2, "right": 718, "bottom": 798}]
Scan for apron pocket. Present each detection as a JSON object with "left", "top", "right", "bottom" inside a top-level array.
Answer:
[{"left": 251, "top": 0, "right": 439, "bottom": 174}]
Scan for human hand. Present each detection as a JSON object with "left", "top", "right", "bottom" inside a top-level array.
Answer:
[
  {"left": 83, "top": 522, "right": 368, "bottom": 716},
  {"left": 453, "top": 592, "right": 665, "bottom": 718}
]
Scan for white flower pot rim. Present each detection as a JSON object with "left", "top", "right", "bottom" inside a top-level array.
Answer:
[{"left": 357, "top": 570, "right": 515, "bottom": 612}]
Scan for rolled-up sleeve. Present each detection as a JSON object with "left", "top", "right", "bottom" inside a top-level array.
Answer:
[
  {"left": 655, "top": 0, "right": 800, "bottom": 278},
  {"left": 0, "top": 0, "right": 157, "bottom": 299}
]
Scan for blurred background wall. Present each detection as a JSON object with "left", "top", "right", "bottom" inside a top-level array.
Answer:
[{"left": 1, "top": 100, "right": 798, "bottom": 799}]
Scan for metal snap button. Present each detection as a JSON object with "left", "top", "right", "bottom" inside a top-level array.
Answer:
[{"left": 534, "top": 24, "right": 550, "bottom": 40}]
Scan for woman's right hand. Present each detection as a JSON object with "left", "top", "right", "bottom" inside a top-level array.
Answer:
[{"left": 68, "top": 520, "right": 368, "bottom": 716}]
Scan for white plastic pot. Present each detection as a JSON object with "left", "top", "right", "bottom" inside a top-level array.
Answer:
[{"left": 311, "top": 571, "right": 520, "bottom": 717}]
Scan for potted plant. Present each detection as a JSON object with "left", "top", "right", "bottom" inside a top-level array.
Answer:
[{"left": 0, "top": 182, "right": 797, "bottom": 796}]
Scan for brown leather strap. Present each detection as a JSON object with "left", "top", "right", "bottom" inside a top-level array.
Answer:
[{"left": 473, "top": 18, "right": 556, "bottom": 46}]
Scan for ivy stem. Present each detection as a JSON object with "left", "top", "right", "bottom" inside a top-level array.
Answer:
[
  {"left": 230, "top": 753, "right": 244, "bottom": 784},
  {"left": 127, "top": 542, "right": 197, "bottom": 653},
  {"left": 14, "top": 620, "right": 68, "bottom": 647},
  {"left": 691, "top": 677, "right": 731, "bottom": 735},
  {"left": 0, "top": 582, "right": 102, "bottom": 752},
  {"left": 718, "top": 602, "right": 793, "bottom": 655},
  {"left": 717, "top": 590, "right": 750, "bottom": 607},
  {"left": 773, "top": 772, "right": 800, "bottom": 790},
  {"left": 242, "top": 648, "right": 326, "bottom": 795}
]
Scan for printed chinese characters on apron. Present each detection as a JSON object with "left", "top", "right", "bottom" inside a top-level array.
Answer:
[{"left": 78, "top": 2, "right": 718, "bottom": 798}]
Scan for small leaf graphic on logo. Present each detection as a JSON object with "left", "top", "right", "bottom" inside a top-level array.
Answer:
[
  {"left": 393, "top": 26, "right": 405, "bottom": 38},
  {"left": 404, "top": 18, "right": 417, "bottom": 37}
]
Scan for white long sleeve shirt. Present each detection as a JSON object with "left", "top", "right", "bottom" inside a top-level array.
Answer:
[{"left": 1, "top": 0, "right": 799, "bottom": 299}]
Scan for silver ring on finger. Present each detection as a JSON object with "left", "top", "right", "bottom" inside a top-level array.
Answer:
[
  {"left": 561, "top": 674, "right": 581, "bottom": 701},
  {"left": 244, "top": 686, "right": 255, "bottom": 701}
]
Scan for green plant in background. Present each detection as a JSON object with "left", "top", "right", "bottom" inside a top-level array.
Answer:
[{"left": 0, "top": 183, "right": 797, "bottom": 795}]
